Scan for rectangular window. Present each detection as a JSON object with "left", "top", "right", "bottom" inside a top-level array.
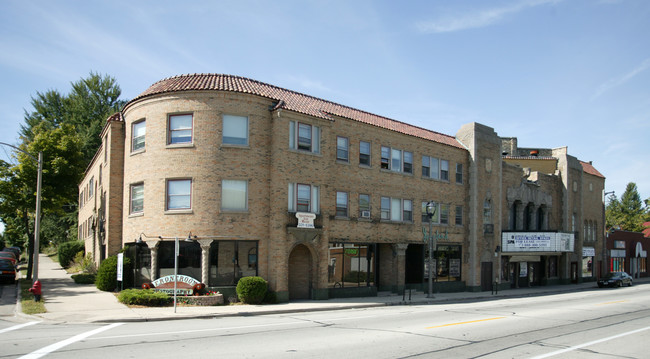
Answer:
[
  {"left": 166, "top": 179, "right": 192, "bottom": 210},
  {"left": 422, "top": 156, "right": 430, "bottom": 177},
  {"left": 337, "top": 136, "right": 349, "bottom": 162},
  {"left": 440, "top": 203, "right": 449, "bottom": 225},
  {"left": 403, "top": 151, "right": 413, "bottom": 174},
  {"left": 89, "top": 177, "right": 94, "bottom": 198},
  {"left": 221, "top": 180, "right": 248, "bottom": 211},
  {"left": 441, "top": 160, "right": 449, "bottom": 181},
  {"left": 359, "top": 194, "right": 370, "bottom": 218},
  {"left": 336, "top": 192, "right": 348, "bottom": 217},
  {"left": 130, "top": 183, "right": 144, "bottom": 214},
  {"left": 391, "top": 148, "right": 402, "bottom": 172},
  {"left": 288, "top": 183, "right": 319, "bottom": 213},
  {"left": 422, "top": 202, "right": 440, "bottom": 224},
  {"left": 327, "top": 242, "right": 376, "bottom": 288},
  {"left": 132, "top": 120, "right": 146, "bottom": 151},
  {"left": 382, "top": 197, "right": 411, "bottom": 222},
  {"left": 455, "top": 205, "right": 463, "bottom": 226},
  {"left": 380, "top": 146, "right": 390, "bottom": 169},
  {"left": 403, "top": 199, "right": 413, "bottom": 222},
  {"left": 289, "top": 121, "right": 320, "bottom": 153},
  {"left": 222, "top": 115, "right": 249, "bottom": 146},
  {"left": 455, "top": 163, "right": 463, "bottom": 184},
  {"left": 169, "top": 114, "right": 193, "bottom": 144},
  {"left": 431, "top": 157, "right": 439, "bottom": 179},
  {"left": 359, "top": 141, "right": 371, "bottom": 166}
]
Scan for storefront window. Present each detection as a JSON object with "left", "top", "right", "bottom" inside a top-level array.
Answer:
[
  {"left": 611, "top": 257, "right": 625, "bottom": 272},
  {"left": 582, "top": 256, "right": 593, "bottom": 277},
  {"left": 208, "top": 241, "right": 258, "bottom": 286},
  {"left": 328, "top": 243, "right": 376, "bottom": 288},
  {"left": 425, "top": 245, "right": 462, "bottom": 282},
  {"left": 157, "top": 241, "right": 201, "bottom": 280}
]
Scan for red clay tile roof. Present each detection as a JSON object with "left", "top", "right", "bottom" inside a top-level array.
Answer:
[
  {"left": 127, "top": 74, "right": 464, "bottom": 149},
  {"left": 580, "top": 161, "right": 605, "bottom": 178},
  {"left": 503, "top": 155, "right": 556, "bottom": 160}
]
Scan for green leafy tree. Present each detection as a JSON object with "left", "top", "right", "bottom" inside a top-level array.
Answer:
[
  {"left": 606, "top": 183, "right": 650, "bottom": 232},
  {"left": 0, "top": 123, "right": 84, "bottom": 279}
]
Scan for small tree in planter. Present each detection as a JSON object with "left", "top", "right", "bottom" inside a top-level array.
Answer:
[{"left": 236, "top": 276, "right": 268, "bottom": 304}]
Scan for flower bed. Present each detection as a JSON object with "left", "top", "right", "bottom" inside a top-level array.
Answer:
[{"left": 177, "top": 293, "right": 224, "bottom": 306}]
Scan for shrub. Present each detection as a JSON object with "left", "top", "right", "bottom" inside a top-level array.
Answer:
[
  {"left": 95, "top": 255, "right": 132, "bottom": 291},
  {"left": 71, "top": 273, "right": 96, "bottom": 284},
  {"left": 236, "top": 276, "right": 268, "bottom": 304},
  {"left": 118, "top": 289, "right": 170, "bottom": 306},
  {"left": 58, "top": 240, "right": 85, "bottom": 268}
]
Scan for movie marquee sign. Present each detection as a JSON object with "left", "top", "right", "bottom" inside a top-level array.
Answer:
[{"left": 502, "top": 232, "right": 574, "bottom": 253}]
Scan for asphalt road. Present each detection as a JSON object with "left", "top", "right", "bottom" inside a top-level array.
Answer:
[
  {"left": 1, "top": 283, "right": 649, "bottom": 358},
  {"left": 0, "top": 282, "right": 18, "bottom": 317}
]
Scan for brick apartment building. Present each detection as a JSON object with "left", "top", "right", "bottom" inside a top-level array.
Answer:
[{"left": 78, "top": 74, "right": 606, "bottom": 301}]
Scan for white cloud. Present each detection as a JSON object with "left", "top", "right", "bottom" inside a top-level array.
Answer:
[
  {"left": 592, "top": 57, "right": 650, "bottom": 100},
  {"left": 416, "top": 0, "right": 562, "bottom": 34}
]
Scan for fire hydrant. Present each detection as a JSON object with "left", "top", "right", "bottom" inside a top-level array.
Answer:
[{"left": 28, "top": 280, "right": 42, "bottom": 302}]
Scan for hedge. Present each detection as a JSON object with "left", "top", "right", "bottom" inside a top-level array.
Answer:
[
  {"left": 58, "top": 240, "right": 85, "bottom": 268},
  {"left": 236, "top": 276, "right": 268, "bottom": 304}
]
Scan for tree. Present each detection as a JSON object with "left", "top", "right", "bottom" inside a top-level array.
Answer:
[
  {"left": 0, "top": 123, "right": 84, "bottom": 279},
  {"left": 606, "top": 182, "right": 650, "bottom": 232}
]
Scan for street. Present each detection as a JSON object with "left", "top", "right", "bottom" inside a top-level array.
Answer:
[{"left": 1, "top": 283, "right": 649, "bottom": 358}]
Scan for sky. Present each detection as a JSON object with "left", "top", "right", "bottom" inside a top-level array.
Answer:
[{"left": 1, "top": 0, "right": 649, "bottom": 233}]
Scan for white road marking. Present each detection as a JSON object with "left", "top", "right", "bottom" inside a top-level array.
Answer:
[
  {"left": 18, "top": 323, "right": 123, "bottom": 359},
  {"left": 0, "top": 321, "right": 40, "bottom": 334},
  {"left": 530, "top": 325, "right": 650, "bottom": 359}
]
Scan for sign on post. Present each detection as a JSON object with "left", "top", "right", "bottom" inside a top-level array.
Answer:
[{"left": 117, "top": 253, "right": 124, "bottom": 282}]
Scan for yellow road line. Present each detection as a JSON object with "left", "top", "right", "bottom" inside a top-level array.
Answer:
[
  {"left": 426, "top": 316, "right": 506, "bottom": 329},
  {"left": 597, "top": 300, "right": 627, "bottom": 305}
]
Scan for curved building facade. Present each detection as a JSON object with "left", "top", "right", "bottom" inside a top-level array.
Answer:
[{"left": 78, "top": 74, "right": 606, "bottom": 301}]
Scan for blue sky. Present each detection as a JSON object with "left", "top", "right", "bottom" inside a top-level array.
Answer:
[{"left": 1, "top": 0, "right": 649, "bottom": 233}]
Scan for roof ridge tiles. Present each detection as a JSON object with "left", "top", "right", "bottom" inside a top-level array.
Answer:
[{"left": 126, "top": 74, "right": 464, "bottom": 149}]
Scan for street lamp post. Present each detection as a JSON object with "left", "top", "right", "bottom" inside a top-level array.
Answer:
[
  {"left": 426, "top": 201, "right": 437, "bottom": 298},
  {"left": 0, "top": 142, "right": 42, "bottom": 284}
]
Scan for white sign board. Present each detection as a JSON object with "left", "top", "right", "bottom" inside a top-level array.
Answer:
[
  {"left": 117, "top": 253, "right": 123, "bottom": 281},
  {"left": 296, "top": 212, "right": 316, "bottom": 228}
]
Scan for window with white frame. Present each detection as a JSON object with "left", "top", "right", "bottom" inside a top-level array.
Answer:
[
  {"left": 359, "top": 194, "right": 370, "bottom": 218},
  {"left": 132, "top": 120, "right": 146, "bottom": 152},
  {"left": 222, "top": 115, "right": 249, "bottom": 146},
  {"left": 288, "top": 183, "right": 320, "bottom": 213},
  {"left": 168, "top": 114, "right": 193, "bottom": 144},
  {"left": 455, "top": 205, "right": 463, "bottom": 226},
  {"left": 359, "top": 141, "right": 371, "bottom": 166},
  {"left": 289, "top": 121, "right": 320, "bottom": 153},
  {"left": 381, "top": 197, "right": 412, "bottom": 222},
  {"left": 422, "top": 156, "right": 449, "bottom": 181},
  {"left": 455, "top": 163, "right": 463, "bottom": 184},
  {"left": 337, "top": 136, "right": 349, "bottom": 162},
  {"left": 440, "top": 203, "right": 449, "bottom": 225},
  {"left": 130, "top": 183, "right": 144, "bottom": 214},
  {"left": 336, "top": 191, "right": 348, "bottom": 217},
  {"left": 166, "top": 179, "right": 192, "bottom": 210},
  {"left": 221, "top": 180, "right": 248, "bottom": 211},
  {"left": 89, "top": 177, "right": 94, "bottom": 198},
  {"left": 380, "top": 146, "right": 412, "bottom": 173}
]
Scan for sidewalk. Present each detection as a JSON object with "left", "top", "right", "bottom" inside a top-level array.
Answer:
[{"left": 18, "top": 254, "right": 648, "bottom": 324}]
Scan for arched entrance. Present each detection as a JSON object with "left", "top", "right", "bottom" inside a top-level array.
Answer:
[{"left": 289, "top": 244, "right": 312, "bottom": 300}]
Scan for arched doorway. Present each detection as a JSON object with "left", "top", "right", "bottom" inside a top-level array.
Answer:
[{"left": 289, "top": 244, "right": 312, "bottom": 300}]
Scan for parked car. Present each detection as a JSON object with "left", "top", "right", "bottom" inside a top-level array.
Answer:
[
  {"left": 0, "top": 252, "right": 17, "bottom": 266},
  {"left": 0, "top": 259, "right": 16, "bottom": 283},
  {"left": 597, "top": 272, "right": 633, "bottom": 288},
  {"left": 2, "top": 247, "right": 20, "bottom": 256}
]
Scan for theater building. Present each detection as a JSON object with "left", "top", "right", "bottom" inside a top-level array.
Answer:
[{"left": 78, "top": 74, "right": 606, "bottom": 301}]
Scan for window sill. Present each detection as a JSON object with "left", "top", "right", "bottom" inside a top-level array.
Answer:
[
  {"left": 130, "top": 149, "right": 146, "bottom": 156},
  {"left": 334, "top": 216, "right": 350, "bottom": 220},
  {"left": 336, "top": 160, "right": 350, "bottom": 165},
  {"left": 423, "top": 176, "right": 450, "bottom": 184},
  {"left": 166, "top": 143, "right": 195, "bottom": 149},
  {"left": 287, "top": 148, "right": 322, "bottom": 157},
  {"left": 380, "top": 220, "right": 413, "bottom": 225},
  {"left": 164, "top": 209, "right": 194, "bottom": 215},
  {"left": 221, "top": 209, "right": 249, "bottom": 214},
  {"left": 128, "top": 212, "right": 144, "bottom": 218},
  {"left": 358, "top": 164, "right": 372, "bottom": 169}
]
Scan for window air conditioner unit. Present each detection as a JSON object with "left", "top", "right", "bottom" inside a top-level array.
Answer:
[{"left": 361, "top": 211, "right": 371, "bottom": 218}]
